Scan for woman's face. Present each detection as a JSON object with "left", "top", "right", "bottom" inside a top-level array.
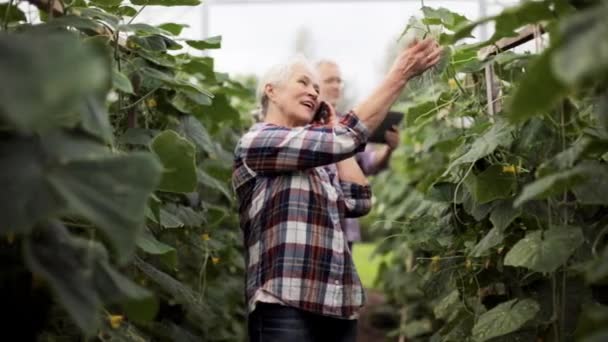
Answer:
[{"left": 267, "top": 64, "right": 320, "bottom": 126}]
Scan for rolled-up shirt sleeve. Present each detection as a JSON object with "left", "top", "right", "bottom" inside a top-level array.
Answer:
[
  {"left": 236, "top": 111, "right": 369, "bottom": 174},
  {"left": 339, "top": 181, "right": 372, "bottom": 218}
]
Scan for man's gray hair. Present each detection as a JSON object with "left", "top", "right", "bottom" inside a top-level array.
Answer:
[
  {"left": 256, "top": 55, "right": 316, "bottom": 117},
  {"left": 314, "top": 59, "right": 339, "bottom": 68}
]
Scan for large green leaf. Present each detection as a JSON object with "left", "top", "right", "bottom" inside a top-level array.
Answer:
[
  {"left": 24, "top": 222, "right": 156, "bottom": 334},
  {"left": 552, "top": 3, "right": 608, "bottom": 85},
  {"left": 504, "top": 226, "right": 584, "bottom": 273},
  {"left": 507, "top": 49, "right": 568, "bottom": 123},
  {"left": 585, "top": 246, "right": 608, "bottom": 284},
  {"left": 472, "top": 298, "right": 539, "bottom": 341},
  {"left": 47, "top": 148, "right": 162, "bottom": 261},
  {"left": 127, "top": 34, "right": 181, "bottom": 52},
  {"left": 41, "top": 15, "right": 103, "bottom": 31},
  {"left": 444, "top": 120, "right": 513, "bottom": 174},
  {"left": 93, "top": 262, "right": 158, "bottom": 322},
  {"left": 514, "top": 162, "right": 597, "bottom": 207},
  {"left": 80, "top": 97, "right": 114, "bottom": 143},
  {"left": 0, "top": 136, "right": 66, "bottom": 234},
  {"left": 471, "top": 227, "right": 504, "bottom": 257},
  {"left": 0, "top": 32, "right": 110, "bottom": 133},
  {"left": 158, "top": 23, "right": 188, "bottom": 35},
  {"left": 465, "top": 165, "right": 517, "bottom": 204},
  {"left": 421, "top": 6, "right": 471, "bottom": 31},
  {"left": 198, "top": 93, "right": 240, "bottom": 127},
  {"left": 445, "top": 0, "right": 557, "bottom": 45},
  {"left": 186, "top": 36, "right": 222, "bottom": 50},
  {"left": 197, "top": 169, "right": 233, "bottom": 201},
  {"left": 137, "top": 228, "right": 177, "bottom": 268},
  {"left": 489, "top": 200, "right": 521, "bottom": 232},
  {"left": 572, "top": 162, "right": 608, "bottom": 205},
  {"left": 177, "top": 115, "right": 217, "bottom": 156},
  {"left": 151, "top": 130, "right": 197, "bottom": 193},
  {"left": 112, "top": 68, "right": 134, "bottom": 94}
]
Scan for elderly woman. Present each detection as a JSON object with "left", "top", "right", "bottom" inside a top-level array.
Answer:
[{"left": 233, "top": 38, "right": 441, "bottom": 342}]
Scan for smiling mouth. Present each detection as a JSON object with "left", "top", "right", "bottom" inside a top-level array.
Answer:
[{"left": 300, "top": 100, "right": 315, "bottom": 111}]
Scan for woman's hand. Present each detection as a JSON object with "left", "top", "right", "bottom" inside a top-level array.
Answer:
[{"left": 388, "top": 38, "right": 442, "bottom": 83}]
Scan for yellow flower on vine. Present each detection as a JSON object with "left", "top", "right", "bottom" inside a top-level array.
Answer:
[
  {"left": 502, "top": 165, "right": 517, "bottom": 174},
  {"left": 448, "top": 78, "right": 457, "bottom": 89},
  {"left": 212, "top": 257, "right": 220, "bottom": 265},
  {"left": 201, "top": 233, "right": 210, "bottom": 241},
  {"left": 108, "top": 314, "right": 124, "bottom": 329},
  {"left": 146, "top": 97, "right": 157, "bottom": 108},
  {"left": 430, "top": 255, "right": 441, "bottom": 272}
]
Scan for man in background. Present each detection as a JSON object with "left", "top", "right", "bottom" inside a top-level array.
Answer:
[{"left": 316, "top": 60, "right": 400, "bottom": 251}]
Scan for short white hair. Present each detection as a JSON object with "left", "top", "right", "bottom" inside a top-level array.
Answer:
[
  {"left": 256, "top": 55, "right": 317, "bottom": 117},
  {"left": 315, "top": 59, "right": 339, "bottom": 69}
]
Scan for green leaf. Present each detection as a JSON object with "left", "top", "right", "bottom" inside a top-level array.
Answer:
[
  {"left": 48, "top": 150, "right": 162, "bottom": 262},
  {"left": 113, "top": 68, "right": 134, "bottom": 94},
  {"left": 421, "top": 6, "right": 470, "bottom": 31},
  {"left": 151, "top": 130, "right": 197, "bottom": 193},
  {"left": 585, "top": 246, "right": 608, "bottom": 284},
  {"left": 445, "top": 0, "right": 556, "bottom": 45},
  {"left": 199, "top": 93, "right": 240, "bottom": 127},
  {"left": 136, "top": 228, "right": 177, "bottom": 268},
  {"left": 504, "top": 226, "right": 584, "bottom": 273},
  {"left": 472, "top": 298, "right": 539, "bottom": 342},
  {"left": 197, "top": 169, "right": 233, "bottom": 201},
  {"left": 128, "top": 35, "right": 181, "bottom": 51},
  {"left": 117, "top": 6, "right": 138, "bottom": 16},
  {"left": 0, "top": 3, "right": 26, "bottom": 24},
  {"left": 94, "top": 262, "right": 158, "bottom": 322},
  {"left": 572, "top": 162, "right": 608, "bottom": 205},
  {"left": 25, "top": 222, "right": 156, "bottom": 333},
  {"left": 507, "top": 49, "right": 568, "bottom": 123},
  {"left": 0, "top": 32, "right": 110, "bottom": 133},
  {"left": 445, "top": 120, "right": 513, "bottom": 174},
  {"left": 514, "top": 162, "right": 596, "bottom": 207},
  {"left": 140, "top": 67, "right": 213, "bottom": 97},
  {"left": 471, "top": 227, "right": 504, "bottom": 257},
  {"left": 433, "top": 290, "right": 461, "bottom": 321},
  {"left": 177, "top": 115, "right": 216, "bottom": 156},
  {"left": 158, "top": 23, "right": 188, "bottom": 35},
  {"left": 24, "top": 222, "right": 104, "bottom": 334},
  {"left": 133, "top": 258, "right": 208, "bottom": 322},
  {"left": 186, "top": 36, "right": 222, "bottom": 50},
  {"left": 130, "top": 0, "right": 201, "bottom": 6},
  {"left": 0, "top": 137, "right": 66, "bottom": 234},
  {"left": 159, "top": 207, "right": 184, "bottom": 228},
  {"left": 80, "top": 97, "right": 114, "bottom": 144},
  {"left": 490, "top": 200, "right": 521, "bottom": 232},
  {"left": 465, "top": 165, "right": 517, "bottom": 204},
  {"left": 551, "top": 3, "right": 608, "bottom": 85},
  {"left": 119, "top": 23, "right": 172, "bottom": 36},
  {"left": 74, "top": 7, "right": 120, "bottom": 28},
  {"left": 41, "top": 15, "right": 103, "bottom": 31}
]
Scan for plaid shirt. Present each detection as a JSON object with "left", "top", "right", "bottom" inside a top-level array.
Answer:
[{"left": 232, "top": 111, "right": 371, "bottom": 318}]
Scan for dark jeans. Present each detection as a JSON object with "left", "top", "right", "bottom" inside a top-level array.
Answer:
[{"left": 248, "top": 303, "right": 357, "bottom": 342}]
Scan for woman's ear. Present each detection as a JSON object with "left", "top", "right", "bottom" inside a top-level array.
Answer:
[{"left": 264, "top": 83, "right": 277, "bottom": 103}]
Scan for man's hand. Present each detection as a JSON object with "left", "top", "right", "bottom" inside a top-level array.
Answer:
[
  {"left": 385, "top": 126, "right": 400, "bottom": 151},
  {"left": 388, "top": 38, "right": 442, "bottom": 82}
]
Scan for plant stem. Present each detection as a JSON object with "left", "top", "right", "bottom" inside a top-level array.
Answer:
[
  {"left": 127, "top": 4, "right": 147, "bottom": 25},
  {"left": 3, "top": 0, "right": 14, "bottom": 31}
]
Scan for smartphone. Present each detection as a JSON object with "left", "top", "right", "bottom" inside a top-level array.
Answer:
[{"left": 312, "top": 102, "right": 329, "bottom": 124}]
